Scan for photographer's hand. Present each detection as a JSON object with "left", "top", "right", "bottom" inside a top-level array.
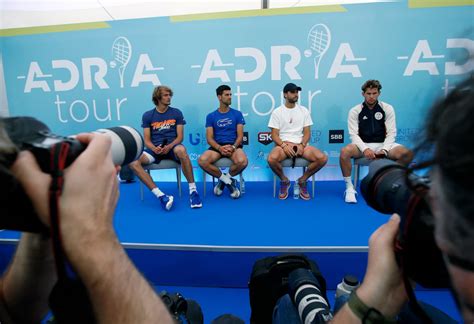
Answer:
[
  {"left": 332, "top": 214, "right": 407, "bottom": 323},
  {"left": 11, "top": 133, "right": 173, "bottom": 323}
]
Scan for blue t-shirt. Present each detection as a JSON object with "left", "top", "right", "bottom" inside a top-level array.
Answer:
[
  {"left": 141, "top": 107, "right": 186, "bottom": 146},
  {"left": 205, "top": 108, "right": 245, "bottom": 144}
]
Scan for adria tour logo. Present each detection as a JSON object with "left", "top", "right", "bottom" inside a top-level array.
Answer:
[{"left": 18, "top": 36, "right": 165, "bottom": 93}]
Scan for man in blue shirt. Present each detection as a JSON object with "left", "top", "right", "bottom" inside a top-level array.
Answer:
[
  {"left": 129, "top": 85, "right": 202, "bottom": 210},
  {"left": 198, "top": 85, "right": 247, "bottom": 198}
]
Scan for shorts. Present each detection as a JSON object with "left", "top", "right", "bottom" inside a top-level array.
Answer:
[
  {"left": 364, "top": 142, "right": 401, "bottom": 153},
  {"left": 143, "top": 145, "right": 181, "bottom": 164},
  {"left": 208, "top": 143, "right": 243, "bottom": 154}
]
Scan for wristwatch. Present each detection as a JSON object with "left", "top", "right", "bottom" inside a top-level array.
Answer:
[
  {"left": 347, "top": 291, "right": 396, "bottom": 324},
  {"left": 232, "top": 144, "right": 237, "bottom": 150}
]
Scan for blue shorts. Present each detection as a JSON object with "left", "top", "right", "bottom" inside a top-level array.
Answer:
[{"left": 143, "top": 144, "right": 181, "bottom": 164}]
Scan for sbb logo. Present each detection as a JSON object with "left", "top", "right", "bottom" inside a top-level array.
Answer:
[
  {"left": 243, "top": 131, "right": 249, "bottom": 145},
  {"left": 329, "top": 130, "right": 344, "bottom": 143},
  {"left": 258, "top": 132, "right": 273, "bottom": 145}
]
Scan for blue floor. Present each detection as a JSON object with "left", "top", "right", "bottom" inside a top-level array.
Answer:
[{"left": 0, "top": 180, "right": 462, "bottom": 322}]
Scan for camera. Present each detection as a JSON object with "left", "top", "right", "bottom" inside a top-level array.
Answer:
[
  {"left": 0, "top": 116, "right": 144, "bottom": 233},
  {"left": 360, "top": 159, "right": 450, "bottom": 288},
  {"left": 159, "top": 291, "right": 203, "bottom": 324},
  {"left": 288, "top": 268, "right": 333, "bottom": 323}
]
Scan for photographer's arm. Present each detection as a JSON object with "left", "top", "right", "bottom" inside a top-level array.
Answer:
[
  {"left": 13, "top": 135, "right": 173, "bottom": 323},
  {"left": 0, "top": 233, "right": 56, "bottom": 323},
  {"left": 331, "top": 214, "right": 407, "bottom": 323}
]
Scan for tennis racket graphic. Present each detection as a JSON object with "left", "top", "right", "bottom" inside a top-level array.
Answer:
[
  {"left": 110, "top": 37, "right": 132, "bottom": 88},
  {"left": 305, "top": 24, "right": 331, "bottom": 79}
]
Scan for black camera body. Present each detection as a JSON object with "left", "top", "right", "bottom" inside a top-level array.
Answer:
[
  {"left": 158, "top": 291, "right": 203, "bottom": 324},
  {"left": 360, "top": 159, "right": 450, "bottom": 288},
  {"left": 0, "top": 116, "right": 143, "bottom": 233}
]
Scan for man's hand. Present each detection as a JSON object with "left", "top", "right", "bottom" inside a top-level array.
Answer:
[
  {"left": 363, "top": 148, "right": 376, "bottom": 159},
  {"left": 375, "top": 149, "right": 388, "bottom": 158},
  {"left": 281, "top": 143, "right": 296, "bottom": 158},
  {"left": 161, "top": 144, "right": 172, "bottom": 155},
  {"left": 152, "top": 145, "right": 163, "bottom": 155},
  {"left": 220, "top": 145, "right": 233, "bottom": 157},
  {"left": 356, "top": 214, "right": 408, "bottom": 318}
]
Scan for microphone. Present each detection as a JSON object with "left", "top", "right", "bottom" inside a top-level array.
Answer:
[
  {"left": 160, "top": 139, "right": 168, "bottom": 147},
  {"left": 291, "top": 145, "right": 298, "bottom": 168}
]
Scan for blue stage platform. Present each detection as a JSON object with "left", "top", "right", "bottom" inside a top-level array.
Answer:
[{"left": 0, "top": 181, "right": 462, "bottom": 322}]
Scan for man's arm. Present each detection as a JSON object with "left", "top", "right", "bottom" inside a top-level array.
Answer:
[
  {"left": 12, "top": 135, "right": 174, "bottom": 323},
  {"left": 234, "top": 124, "right": 244, "bottom": 148},
  {"left": 0, "top": 233, "right": 56, "bottom": 323},
  {"left": 382, "top": 103, "right": 397, "bottom": 153},
  {"left": 331, "top": 214, "right": 407, "bottom": 323},
  {"left": 143, "top": 128, "right": 161, "bottom": 154}
]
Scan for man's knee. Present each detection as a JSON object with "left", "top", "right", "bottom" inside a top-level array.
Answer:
[
  {"left": 235, "top": 156, "right": 248, "bottom": 169},
  {"left": 174, "top": 145, "right": 188, "bottom": 159},
  {"left": 198, "top": 155, "right": 209, "bottom": 168},
  {"left": 340, "top": 145, "right": 355, "bottom": 160}
]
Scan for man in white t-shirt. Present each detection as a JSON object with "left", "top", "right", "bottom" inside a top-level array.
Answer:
[{"left": 267, "top": 83, "right": 328, "bottom": 200}]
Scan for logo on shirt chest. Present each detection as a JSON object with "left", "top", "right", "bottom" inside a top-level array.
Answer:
[
  {"left": 374, "top": 112, "right": 383, "bottom": 120},
  {"left": 151, "top": 119, "right": 176, "bottom": 131},
  {"left": 217, "top": 118, "right": 233, "bottom": 127}
]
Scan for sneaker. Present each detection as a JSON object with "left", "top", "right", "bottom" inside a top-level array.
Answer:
[
  {"left": 278, "top": 180, "right": 290, "bottom": 200},
  {"left": 214, "top": 180, "right": 226, "bottom": 196},
  {"left": 299, "top": 181, "right": 311, "bottom": 200},
  {"left": 190, "top": 191, "right": 202, "bottom": 208},
  {"left": 159, "top": 195, "right": 174, "bottom": 210},
  {"left": 226, "top": 178, "right": 241, "bottom": 199},
  {"left": 344, "top": 188, "right": 357, "bottom": 203}
]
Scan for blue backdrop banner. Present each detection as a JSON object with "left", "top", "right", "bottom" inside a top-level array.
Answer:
[{"left": 2, "top": 1, "right": 473, "bottom": 181}]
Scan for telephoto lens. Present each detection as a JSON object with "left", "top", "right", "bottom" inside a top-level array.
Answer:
[
  {"left": 92, "top": 126, "right": 143, "bottom": 166},
  {"left": 288, "top": 268, "right": 333, "bottom": 324}
]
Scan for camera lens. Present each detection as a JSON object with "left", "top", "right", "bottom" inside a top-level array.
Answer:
[{"left": 93, "top": 126, "right": 143, "bottom": 166}]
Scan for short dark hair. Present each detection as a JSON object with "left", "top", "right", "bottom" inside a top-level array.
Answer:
[
  {"left": 216, "top": 85, "right": 231, "bottom": 96},
  {"left": 361, "top": 80, "right": 382, "bottom": 92},
  {"left": 152, "top": 86, "right": 173, "bottom": 105}
]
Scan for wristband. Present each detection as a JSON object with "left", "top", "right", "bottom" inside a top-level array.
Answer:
[
  {"left": 347, "top": 291, "right": 396, "bottom": 324},
  {"left": 217, "top": 145, "right": 221, "bottom": 151}
]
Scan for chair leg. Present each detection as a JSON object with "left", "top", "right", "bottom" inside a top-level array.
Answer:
[
  {"left": 354, "top": 164, "right": 360, "bottom": 187},
  {"left": 239, "top": 173, "right": 243, "bottom": 194},
  {"left": 176, "top": 167, "right": 182, "bottom": 197},
  {"left": 312, "top": 174, "right": 315, "bottom": 198}
]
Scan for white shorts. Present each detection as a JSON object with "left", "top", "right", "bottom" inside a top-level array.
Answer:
[{"left": 364, "top": 142, "right": 401, "bottom": 153}]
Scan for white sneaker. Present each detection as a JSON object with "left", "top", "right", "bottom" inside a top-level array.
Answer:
[{"left": 344, "top": 188, "right": 357, "bottom": 203}]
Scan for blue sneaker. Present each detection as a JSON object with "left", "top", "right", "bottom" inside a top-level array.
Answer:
[
  {"left": 159, "top": 195, "right": 174, "bottom": 211},
  {"left": 213, "top": 180, "right": 226, "bottom": 196},
  {"left": 226, "top": 178, "right": 241, "bottom": 199},
  {"left": 190, "top": 191, "right": 202, "bottom": 208}
]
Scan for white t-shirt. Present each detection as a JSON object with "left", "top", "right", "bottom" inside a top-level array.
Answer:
[{"left": 268, "top": 104, "right": 313, "bottom": 143}]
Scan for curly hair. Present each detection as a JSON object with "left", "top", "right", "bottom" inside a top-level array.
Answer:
[
  {"left": 361, "top": 80, "right": 382, "bottom": 92},
  {"left": 152, "top": 86, "right": 173, "bottom": 105}
]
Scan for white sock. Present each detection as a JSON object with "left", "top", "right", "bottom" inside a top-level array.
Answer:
[
  {"left": 219, "top": 173, "right": 232, "bottom": 185},
  {"left": 189, "top": 182, "right": 197, "bottom": 194},
  {"left": 152, "top": 187, "right": 165, "bottom": 198},
  {"left": 343, "top": 177, "right": 354, "bottom": 190}
]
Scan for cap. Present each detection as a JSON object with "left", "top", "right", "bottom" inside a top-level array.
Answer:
[{"left": 283, "top": 83, "right": 302, "bottom": 93}]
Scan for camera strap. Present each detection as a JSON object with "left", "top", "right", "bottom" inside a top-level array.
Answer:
[{"left": 48, "top": 141, "right": 70, "bottom": 280}]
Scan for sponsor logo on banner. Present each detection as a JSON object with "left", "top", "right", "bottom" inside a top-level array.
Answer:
[
  {"left": 311, "top": 130, "right": 321, "bottom": 143},
  {"left": 189, "top": 133, "right": 202, "bottom": 146},
  {"left": 258, "top": 132, "right": 273, "bottom": 145},
  {"left": 329, "top": 130, "right": 344, "bottom": 143},
  {"left": 243, "top": 131, "right": 249, "bottom": 145}
]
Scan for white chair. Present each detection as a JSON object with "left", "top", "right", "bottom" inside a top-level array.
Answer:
[
  {"left": 352, "top": 157, "right": 372, "bottom": 186},
  {"left": 140, "top": 160, "right": 182, "bottom": 201},
  {"left": 202, "top": 157, "right": 244, "bottom": 197},
  {"left": 273, "top": 158, "right": 315, "bottom": 198}
]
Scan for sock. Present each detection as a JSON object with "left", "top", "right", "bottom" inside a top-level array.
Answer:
[
  {"left": 343, "top": 176, "right": 354, "bottom": 190},
  {"left": 152, "top": 187, "right": 165, "bottom": 198},
  {"left": 219, "top": 173, "right": 232, "bottom": 185},
  {"left": 189, "top": 182, "right": 197, "bottom": 194}
]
